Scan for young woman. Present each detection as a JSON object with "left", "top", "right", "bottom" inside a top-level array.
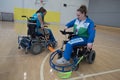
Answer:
[
  {"left": 32, "top": 7, "right": 57, "bottom": 47},
  {"left": 56, "top": 5, "right": 96, "bottom": 64}
]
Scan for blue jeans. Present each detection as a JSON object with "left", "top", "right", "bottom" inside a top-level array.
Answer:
[
  {"left": 36, "top": 28, "right": 56, "bottom": 42},
  {"left": 47, "top": 29, "right": 56, "bottom": 42},
  {"left": 63, "top": 36, "right": 88, "bottom": 60}
]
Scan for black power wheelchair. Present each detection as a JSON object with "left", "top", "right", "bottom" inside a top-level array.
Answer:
[
  {"left": 49, "top": 30, "right": 96, "bottom": 72},
  {"left": 18, "top": 16, "right": 56, "bottom": 55}
]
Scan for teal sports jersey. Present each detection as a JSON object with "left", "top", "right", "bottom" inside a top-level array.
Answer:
[{"left": 32, "top": 12, "right": 44, "bottom": 28}]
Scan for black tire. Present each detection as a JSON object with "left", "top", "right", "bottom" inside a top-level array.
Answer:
[
  {"left": 86, "top": 50, "right": 96, "bottom": 64},
  {"left": 31, "top": 43, "right": 42, "bottom": 55}
]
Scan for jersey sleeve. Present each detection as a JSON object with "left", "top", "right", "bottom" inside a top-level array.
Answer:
[
  {"left": 87, "top": 21, "right": 96, "bottom": 43},
  {"left": 65, "top": 19, "right": 76, "bottom": 28}
]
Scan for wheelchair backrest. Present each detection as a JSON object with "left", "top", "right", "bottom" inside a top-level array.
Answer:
[{"left": 27, "top": 18, "right": 37, "bottom": 38}]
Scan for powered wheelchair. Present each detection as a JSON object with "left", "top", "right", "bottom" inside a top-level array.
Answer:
[
  {"left": 49, "top": 30, "right": 96, "bottom": 72},
  {"left": 18, "top": 16, "right": 56, "bottom": 55}
]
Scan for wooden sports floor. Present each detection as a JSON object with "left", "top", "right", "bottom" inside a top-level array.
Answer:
[{"left": 0, "top": 21, "right": 120, "bottom": 80}]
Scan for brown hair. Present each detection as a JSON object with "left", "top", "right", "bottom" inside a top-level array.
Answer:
[
  {"left": 36, "top": 7, "right": 47, "bottom": 22},
  {"left": 77, "top": 5, "right": 87, "bottom": 16},
  {"left": 36, "top": 7, "right": 47, "bottom": 13}
]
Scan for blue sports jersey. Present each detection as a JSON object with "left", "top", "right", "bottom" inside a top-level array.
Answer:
[{"left": 65, "top": 17, "right": 96, "bottom": 43}]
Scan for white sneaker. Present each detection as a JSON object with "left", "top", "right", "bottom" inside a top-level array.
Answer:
[{"left": 56, "top": 57, "right": 70, "bottom": 65}]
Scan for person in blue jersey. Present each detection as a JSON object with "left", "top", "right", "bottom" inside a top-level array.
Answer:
[
  {"left": 32, "top": 7, "right": 57, "bottom": 47},
  {"left": 56, "top": 5, "right": 96, "bottom": 64}
]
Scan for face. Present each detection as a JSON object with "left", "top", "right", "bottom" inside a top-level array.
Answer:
[{"left": 76, "top": 11, "right": 85, "bottom": 20}]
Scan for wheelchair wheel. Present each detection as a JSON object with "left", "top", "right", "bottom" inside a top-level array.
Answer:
[
  {"left": 86, "top": 50, "right": 96, "bottom": 64},
  {"left": 31, "top": 43, "right": 42, "bottom": 55}
]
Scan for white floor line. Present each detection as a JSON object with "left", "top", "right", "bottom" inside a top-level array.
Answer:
[
  {"left": 76, "top": 72, "right": 85, "bottom": 80},
  {"left": 24, "top": 72, "right": 27, "bottom": 80},
  {"left": 66, "top": 69, "right": 120, "bottom": 80},
  {"left": 76, "top": 71, "right": 83, "bottom": 76},
  {"left": 40, "top": 54, "right": 50, "bottom": 80}
]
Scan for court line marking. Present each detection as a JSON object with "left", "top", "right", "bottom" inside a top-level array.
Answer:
[
  {"left": 24, "top": 72, "right": 27, "bottom": 80},
  {"left": 39, "top": 44, "right": 120, "bottom": 80},
  {"left": 40, "top": 53, "right": 120, "bottom": 80},
  {"left": 40, "top": 54, "right": 50, "bottom": 80},
  {"left": 76, "top": 71, "right": 83, "bottom": 76},
  {"left": 66, "top": 69, "right": 120, "bottom": 80}
]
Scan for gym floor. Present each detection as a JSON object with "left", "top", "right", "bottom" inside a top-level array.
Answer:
[{"left": 0, "top": 21, "right": 120, "bottom": 80}]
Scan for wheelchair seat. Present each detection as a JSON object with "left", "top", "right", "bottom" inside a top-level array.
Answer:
[
  {"left": 72, "top": 45, "right": 88, "bottom": 58},
  {"left": 27, "top": 19, "right": 45, "bottom": 37}
]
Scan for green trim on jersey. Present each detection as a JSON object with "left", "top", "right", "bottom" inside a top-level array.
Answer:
[{"left": 73, "top": 24, "right": 89, "bottom": 37}]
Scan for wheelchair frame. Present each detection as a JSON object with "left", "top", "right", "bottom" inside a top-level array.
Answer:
[
  {"left": 49, "top": 30, "right": 96, "bottom": 72},
  {"left": 18, "top": 16, "right": 54, "bottom": 55}
]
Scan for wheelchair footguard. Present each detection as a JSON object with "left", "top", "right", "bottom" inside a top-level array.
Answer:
[
  {"left": 49, "top": 48, "right": 96, "bottom": 72},
  {"left": 18, "top": 36, "right": 31, "bottom": 50},
  {"left": 18, "top": 36, "right": 44, "bottom": 55},
  {"left": 49, "top": 50, "right": 78, "bottom": 72},
  {"left": 18, "top": 35, "right": 57, "bottom": 55}
]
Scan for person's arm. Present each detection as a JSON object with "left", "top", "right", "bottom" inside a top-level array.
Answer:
[
  {"left": 61, "top": 19, "right": 76, "bottom": 34},
  {"left": 65, "top": 19, "right": 76, "bottom": 29},
  {"left": 37, "top": 13, "right": 44, "bottom": 28},
  {"left": 87, "top": 22, "right": 96, "bottom": 49},
  {"left": 64, "top": 19, "right": 76, "bottom": 31}
]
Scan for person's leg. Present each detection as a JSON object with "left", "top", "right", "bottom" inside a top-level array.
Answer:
[
  {"left": 47, "top": 29, "right": 56, "bottom": 42},
  {"left": 47, "top": 29, "right": 57, "bottom": 47},
  {"left": 35, "top": 27, "right": 44, "bottom": 36},
  {"left": 56, "top": 37, "right": 87, "bottom": 64},
  {"left": 63, "top": 43, "right": 72, "bottom": 60}
]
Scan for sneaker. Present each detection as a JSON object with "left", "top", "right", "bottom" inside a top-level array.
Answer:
[{"left": 56, "top": 57, "right": 70, "bottom": 65}]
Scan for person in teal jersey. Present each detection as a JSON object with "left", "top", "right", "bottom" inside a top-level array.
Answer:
[
  {"left": 32, "top": 7, "right": 57, "bottom": 47},
  {"left": 56, "top": 5, "right": 96, "bottom": 64}
]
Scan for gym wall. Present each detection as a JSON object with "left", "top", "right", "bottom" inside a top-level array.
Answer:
[
  {"left": 88, "top": 0, "right": 120, "bottom": 27},
  {"left": 0, "top": 0, "right": 89, "bottom": 24}
]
